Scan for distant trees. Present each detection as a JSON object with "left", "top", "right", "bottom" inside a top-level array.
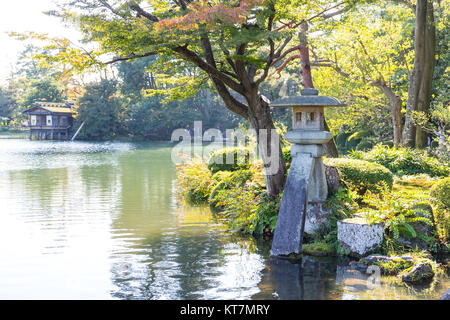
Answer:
[
  {"left": 5, "top": 0, "right": 448, "bottom": 164},
  {"left": 0, "top": 86, "right": 17, "bottom": 119},
  {"left": 76, "top": 79, "right": 124, "bottom": 141}
]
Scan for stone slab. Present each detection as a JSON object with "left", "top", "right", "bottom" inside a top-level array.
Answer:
[
  {"left": 271, "top": 153, "right": 314, "bottom": 256},
  {"left": 337, "top": 218, "right": 384, "bottom": 257}
]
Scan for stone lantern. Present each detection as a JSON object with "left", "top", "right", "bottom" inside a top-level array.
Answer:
[{"left": 270, "top": 88, "right": 345, "bottom": 257}]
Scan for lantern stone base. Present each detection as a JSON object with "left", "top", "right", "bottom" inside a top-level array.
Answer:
[
  {"left": 271, "top": 152, "right": 314, "bottom": 256},
  {"left": 271, "top": 145, "right": 331, "bottom": 256},
  {"left": 305, "top": 202, "right": 330, "bottom": 234}
]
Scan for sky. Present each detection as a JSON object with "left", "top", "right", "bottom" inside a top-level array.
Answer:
[{"left": 0, "top": 0, "right": 80, "bottom": 84}]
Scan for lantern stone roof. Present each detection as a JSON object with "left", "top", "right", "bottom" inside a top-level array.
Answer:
[{"left": 270, "top": 89, "right": 345, "bottom": 108}]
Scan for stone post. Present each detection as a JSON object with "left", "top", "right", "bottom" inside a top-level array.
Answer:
[{"left": 270, "top": 89, "right": 345, "bottom": 257}]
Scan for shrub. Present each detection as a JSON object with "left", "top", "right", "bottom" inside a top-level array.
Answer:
[
  {"left": 208, "top": 170, "right": 253, "bottom": 209},
  {"left": 215, "top": 186, "right": 260, "bottom": 235},
  {"left": 207, "top": 147, "right": 253, "bottom": 173},
  {"left": 429, "top": 177, "right": 450, "bottom": 242},
  {"left": 429, "top": 177, "right": 450, "bottom": 210},
  {"left": 349, "top": 144, "right": 449, "bottom": 177},
  {"left": 176, "top": 161, "right": 214, "bottom": 203},
  {"left": 356, "top": 138, "right": 374, "bottom": 151},
  {"left": 323, "top": 157, "right": 393, "bottom": 195},
  {"left": 253, "top": 194, "right": 280, "bottom": 235},
  {"left": 362, "top": 183, "right": 435, "bottom": 253},
  {"left": 282, "top": 146, "right": 292, "bottom": 169}
]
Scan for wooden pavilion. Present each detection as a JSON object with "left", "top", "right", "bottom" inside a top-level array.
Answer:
[{"left": 23, "top": 102, "right": 76, "bottom": 140}]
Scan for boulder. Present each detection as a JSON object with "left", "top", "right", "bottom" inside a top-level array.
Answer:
[
  {"left": 440, "top": 289, "right": 450, "bottom": 300},
  {"left": 361, "top": 254, "right": 414, "bottom": 265},
  {"left": 304, "top": 202, "right": 330, "bottom": 234},
  {"left": 399, "top": 262, "right": 434, "bottom": 284},
  {"left": 337, "top": 218, "right": 384, "bottom": 257},
  {"left": 360, "top": 254, "right": 414, "bottom": 275},
  {"left": 397, "top": 203, "right": 436, "bottom": 250}
]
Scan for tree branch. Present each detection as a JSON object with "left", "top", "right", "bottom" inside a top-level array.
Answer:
[
  {"left": 129, "top": 3, "right": 159, "bottom": 22},
  {"left": 103, "top": 51, "right": 158, "bottom": 65},
  {"left": 173, "top": 46, "right": 245, "bottom": 95}
]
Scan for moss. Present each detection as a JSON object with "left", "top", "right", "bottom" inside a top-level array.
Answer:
[
  {"left": 301, "top": 241, "right": 336, "bottom": 256},
  {"left": 324, "top": 157, "right": 393, "bottom": 195},
  {"left": 376, "top": 258, "right": 413, "bottom": 275}
]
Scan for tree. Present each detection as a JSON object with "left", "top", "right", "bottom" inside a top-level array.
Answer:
[
  {"left": 76, "top": 79, "right": 125, "bottom": 140},
  {"left": 35, "top": 0, "right": 359, "bottom": 196},
  {"left": 21, "top": 78, "right": 67, "bottom": 109},
  {"left": 309, "top": 3, "right": 414, "bottom": 147},
  {"left": 401, "top": 0, "right": 436, "bottom": 148}
]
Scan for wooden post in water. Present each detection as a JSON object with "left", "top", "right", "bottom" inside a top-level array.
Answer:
[{"left": 71, "top": 122, "right": 85, "bottom": 141}]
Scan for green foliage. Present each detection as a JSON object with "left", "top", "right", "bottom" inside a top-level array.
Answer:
[
  {"left": 207, "top": 147, "right": 253, "bottom": 174},
  {"left": 21, "top": 77, "right": 66, "bottom": 109},
  {"left": 208, "top": 169, "right": 253, "bottom": 208},
  {"left": 282, "top": 146, "right": 292, "bottom": 169},
  {"left": 177, "top": 155, "right": 280, "bottom": 236},
  {"left": 374, "top": 257, "right": 413, "bottom": 276},
  {"left": 302, "top": 187, "right": 357, "bottom": 255},
  {"left": 176, "top": 160, "right": 214, "bottom": 204},
  {"left": 429, "top": 177, "right": 450, "bottom": 210},
  {"left": 349, "top": 144, "right": 449, "bottom": 177},
  {"left": 253, "top": 194, "right": 281, "bottom": 235},
  {"left": 0, "top": 86, "right": 17, "bottom": 118},
  {"left": 429, "top": 177, "right": 450, "bottom": 242},
  {"left": 75, "top": 79, "right": 125, "bottom": 141},
  {"left": 361, "top": 182, "right": 435, "bottom": 251},
  {"left": 324, "top": 157, "right": 394, "bottom": 195},
  {"left": 301, "top": 241, "right": 336, "bottom": 256}
]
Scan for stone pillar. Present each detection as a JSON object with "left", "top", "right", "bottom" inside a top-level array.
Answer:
[
  {"left": 271, "top": 131, "right": 332, "bottom": 256},
  {"left": 271, "top": 152, "right": 315, "bottom": 256}
]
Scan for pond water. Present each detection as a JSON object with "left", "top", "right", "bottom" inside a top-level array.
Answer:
[{"left": 0, "top": 137, "right": 448, "bottom": 300}]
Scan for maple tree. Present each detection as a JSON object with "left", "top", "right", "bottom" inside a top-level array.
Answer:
[{"left": 29, "top": 0, "right": 356, "bottom": 197}]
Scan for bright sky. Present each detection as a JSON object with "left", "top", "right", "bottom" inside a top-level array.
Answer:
[{"left": 0, "top": 0, "right": 80, "bottom": 84}]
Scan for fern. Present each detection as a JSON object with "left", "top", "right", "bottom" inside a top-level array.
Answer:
[{"left": 362, "top": 182, "right": 434, "bottom": 243}]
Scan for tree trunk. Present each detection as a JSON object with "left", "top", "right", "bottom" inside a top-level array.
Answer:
[
  {"left": 415, "top": 0, "right": 436, "bottom": 148},
  {"left": 374, "top": 82, "right": 403, "bottom": 147},
  {"left": 246, "top": 93, "right": 287, "bottom": 197},
  {"left": 323, "top": 119, "right": 339, "bottom": 158},
  {"left": 402, "top": 0, "right": 436, "bottom": 148},
  {"left": 299, "top": 23, "right": 339, "bottom": 158}
]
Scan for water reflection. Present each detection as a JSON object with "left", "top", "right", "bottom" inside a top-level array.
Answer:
[{"left": 0, "top": 138, "right": 447, "bottom": 300}]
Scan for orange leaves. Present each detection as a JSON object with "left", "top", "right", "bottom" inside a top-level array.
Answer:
[{"left": 155, "top": 0, "right": 264, "bottom": 31}]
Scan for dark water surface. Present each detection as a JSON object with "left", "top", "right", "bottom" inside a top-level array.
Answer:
[{"left": 0, "top": 137, "right": 447, "bottom": 299}]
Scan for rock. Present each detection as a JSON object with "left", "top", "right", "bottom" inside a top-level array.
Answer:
[
  {"left": 360, "top": 255, "right": 414, "bottom": 275},
  {"left": 397, "top": 203, "right": 436, "bottom": 250},
  {"left": 361, "top": 254, "right": 414, "bottom": 265},
  {"left": 399, "top": 262, "right": 434, "bottom": 284},
  {"left": 337, "top": 217, "right": 384, "bottom": 257},
  {"left": 325, "top": 165, "right": 340, "bottom": 196},
  {"left": 440, "top": 289, "right": 450, "bottom": 300},
  {"left": 304, "top": 202, "right": 330, "bottom": 234}
]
